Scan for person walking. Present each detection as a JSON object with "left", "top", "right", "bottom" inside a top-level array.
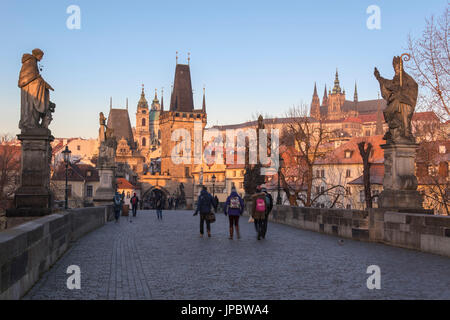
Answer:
[
  {"left": 260, "top": 186, "right": 273, "bottom": 239},
  {"left": 155, "top": 193, "right": 163, "bottom": 220},
  {"left": 130, "top": 193, "right": 139, "bottom": 217},
  {"left": 193, "top": 186, "right": 215, "bottom": 238},
  {"left": 224, "top": 186, "right": 244, "bottom": 240},
  {"left": 113, "top": 191, "right": 123, "bottom": 223},
  {"left": 251, "top": 186, "right": 268, "bottom": 240}
]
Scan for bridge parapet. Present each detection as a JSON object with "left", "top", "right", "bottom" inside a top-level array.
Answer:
[
  {"left": 0, "top": 206, "right": 114, "bottom": 300},
  {"left": 257, "top": 205, "right": 450, "bottom": 258}
]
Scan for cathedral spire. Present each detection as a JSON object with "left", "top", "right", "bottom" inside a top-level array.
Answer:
[
  {"left": 322, "top": 85, "right": 328, "bottom": 106},
  {"left": 332, "top": 68, "right": 342, "bottom": 94},
  {"left": 110, "top": 97, "right": 112, "bottom": 109},
  {"left": 354, "top": 82, "right": 358, "bottom": 102},
  {"left": 310, "top": 83, "right": 321, "bottom": 119},
  {"left": 161, "top": 88, "right": 164, "bottom": 111},
  {"left": 202, "top": 87, "right": 206, "bottom": 113}
]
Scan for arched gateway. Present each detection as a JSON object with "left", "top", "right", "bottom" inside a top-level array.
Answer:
[{"left": 142, "top": 186, "right": 170, "bottom": 209}]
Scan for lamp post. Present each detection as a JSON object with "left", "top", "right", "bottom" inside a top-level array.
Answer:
[
  {"left": 277, "top": 155, "right": 284, "bottom": 205},
  {"left": 62, "top": 146, "right": 71, "bottom": 209},
  {"left": 211, "top": 174, "right": 216, "bottom": 197}
]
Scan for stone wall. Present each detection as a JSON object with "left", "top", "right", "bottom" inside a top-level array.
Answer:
[
  {"left": 0, "top": 206, "right": 114, "bottom": 300},
  {"left": 248, "top": 205, "right": 450, "bottom": 258},
  {"left": 251, "top": 205, "right": 370, "bottom": 241},
  {"left": 370, "top": 210, "right": 450, "bottom": 257}
]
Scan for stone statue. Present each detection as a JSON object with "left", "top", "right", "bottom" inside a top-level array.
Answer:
[
  {"left": 374, "top": 55, "right": 418, "bottom": 144},
  {"left": 99, "top": 112, "right": 107, "bottom": 142},
  {"left": 18, "top": 48, "right": 55, "bottom": 131},
  {"left": 97, "top": 120, "right": 117, "bottom": 168}
]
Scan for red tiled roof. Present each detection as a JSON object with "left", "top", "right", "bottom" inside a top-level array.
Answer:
[
  {"left": 343, "top": 117, "right": 362, "bottom": 123},
  {"left": 412, "top": 111, "right": 440, "bottom": 122},
  {"left": 357, "top": 113, "right": 378, "bottom": 123},
  {"left": 52, "top": 163, "right": 99, "bottom": 182},
  {"left": 116, "top": 177, "right": 137, "bottom": 190},
  {"left": 316, "top": 135, "right": 385, "bottom": 165}
]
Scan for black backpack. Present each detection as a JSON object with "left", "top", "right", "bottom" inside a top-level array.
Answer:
[{"left": 199, "top": 194, "right": 212, "bottom": 214}]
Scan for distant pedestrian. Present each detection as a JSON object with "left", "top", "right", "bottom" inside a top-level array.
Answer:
[
  {"left": 260, "top": 186, "right": 273, "bottom": 239},
  {"left": 155, "top": 193, "right": 163, "bottom": 220},
  {"left": 225, "top": 186, "right": 244, "bottom": 239},
  {"left": 130, "top": 193, "right": 139, "bottom": 217},
  {"left": 213, "top": 195, "right": 219, "bottom": 213},
  {"left": 113, "top": 191, "right": 123, "bottom": 223},
  {"left": 251, "top": 186, "right": 268, "bottom": 240},
  {"left": 193, "top": 186, "right": 215, "bottom": 238}
]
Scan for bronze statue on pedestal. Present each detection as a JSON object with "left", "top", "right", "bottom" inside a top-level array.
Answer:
[{"left": 374, "top": 54, "right": 418, "bottom": 144}]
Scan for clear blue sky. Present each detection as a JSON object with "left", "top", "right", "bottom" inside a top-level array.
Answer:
[{"left": 0, "top": 0, "right": 447, "bottom": 138}]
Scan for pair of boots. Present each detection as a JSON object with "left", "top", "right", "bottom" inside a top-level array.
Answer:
[{"left": 229, "top": 227, "right": 240, "bottom": 240}]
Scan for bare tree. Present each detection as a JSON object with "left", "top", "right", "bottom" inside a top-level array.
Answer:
[
  {"left": 407, "top": 4, "right": 450, "bottom": 119},
  {"left": 0, "top": 135, "right": 21, "bottom": 211},
  {"left": 280, "top": 105, "right": 340, "bottom": 207},
  {"left": 416, "top": 141, "right": 449, "bottom": 215},
  {"left": 358, "top": 141, "right": 373, "bottom": 209}
]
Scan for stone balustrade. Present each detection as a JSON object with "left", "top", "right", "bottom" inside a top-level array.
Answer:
[
  {"left": 245, "top": 205, "right": 450, "bottom": 258},
  {"left": 0, "top": 206, "right": 114, "bottom": 300}
]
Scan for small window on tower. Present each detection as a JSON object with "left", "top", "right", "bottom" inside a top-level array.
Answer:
[
  {"left": 142, "top": 138, "right": 146, "bottom": 147},
  {"left": 142, "top": 118, "right": 146, "bottom": 126}
]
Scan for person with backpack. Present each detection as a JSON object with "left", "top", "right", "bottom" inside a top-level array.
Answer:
[
  {"left": 130, "top": 193, "right": 139, "bottom": 217},
  {"left": 113, "top": 191, "right": 123, "bottom": 223},
  {"left": 224, "top": 186, "right": 244, "bottom": 240},
  {"left": 251, "top": 186, "right": 268, "bottom": 240},
  {"left": 260, "top": 186, "right": 273, "bottom": 239},
  {"left": 193, "top": 186, "right": 215, "bottom": 238}
]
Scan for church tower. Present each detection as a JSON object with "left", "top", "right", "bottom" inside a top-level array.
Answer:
[
  {"left": 135, "top": 85, "right": 150, "bottom": 153},
  {"left": 327, "top": 69, "right": 346, "bottom": 120},
  {"left": 149, "top": 89, "right": 161, "bottom": 148},
  {"left": 310, "top": 83, "right": 321, "bottom": 119},
  {"left": 159, "top": 57, "right": 207, "bottom": 208}
]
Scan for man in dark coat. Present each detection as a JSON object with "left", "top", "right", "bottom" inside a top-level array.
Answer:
[{"left": 193, "top": 187, "right": 215, "bottom": 237}]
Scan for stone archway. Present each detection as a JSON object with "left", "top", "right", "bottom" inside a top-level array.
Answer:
[{"left": 142, "top": 186, "right": 170, "bottom": 209}]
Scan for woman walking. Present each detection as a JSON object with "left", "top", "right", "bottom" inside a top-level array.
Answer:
[{"left": 225, "top": 186, "right": 244, "bottom": 239}]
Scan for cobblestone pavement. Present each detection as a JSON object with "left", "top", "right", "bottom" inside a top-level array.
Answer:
[{"left": 24, "top": 210, "right": 450, "bottom": 300}]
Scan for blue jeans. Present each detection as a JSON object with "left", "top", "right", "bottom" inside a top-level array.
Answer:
[{"left": 157, "top": 209, "right": 162, "bottom": 219}]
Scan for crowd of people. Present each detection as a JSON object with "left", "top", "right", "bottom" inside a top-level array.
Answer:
[{"left": 112, "top": 185, "right": 274, "bottom": 241}]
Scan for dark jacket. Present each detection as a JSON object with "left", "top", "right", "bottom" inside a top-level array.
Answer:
[
  {"left": 155, "top": 195, "right": 164, "bottom": 210},
  {"left": 225, "top": 192, "right": 244, "bottom": 216},
  {"left": 195, "top": 190, "right": 214, "bottom": 215},
  {"left": 130, "top": 195, "right": 139, "bottom": 207}
]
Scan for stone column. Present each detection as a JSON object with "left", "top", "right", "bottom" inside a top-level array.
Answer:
[
  {"left": 7, "top": 128, "right": 54, "bottom": 217},
  {"left": 378, "top": 143, "right": 423, "bottom": 210},
  {"left": 93, "top": 166, "right": 116, "bottom": 206}
]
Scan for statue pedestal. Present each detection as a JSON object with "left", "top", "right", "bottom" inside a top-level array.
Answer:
[
  {"left": 7, "top": 128, "right": 54, "bottom": 217},
  {"left": 93, "top": 166, "right": 116, "bottom": 206},
  {"left": 379, "top": 143, "right": 423, "bottom": 211}
]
